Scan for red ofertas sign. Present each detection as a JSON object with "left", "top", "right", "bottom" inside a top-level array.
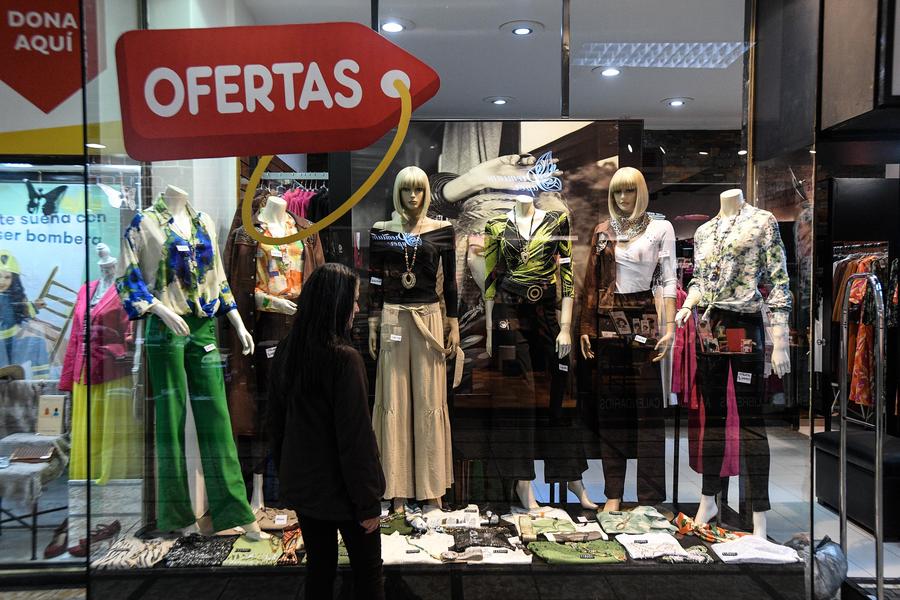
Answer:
[{"left": 116, "top": 22, "right": 440, "bottom": 161}]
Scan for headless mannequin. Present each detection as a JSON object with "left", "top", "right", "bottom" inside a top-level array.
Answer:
[
  {"left": 484, "top": 197, "right": 592, "bottom": 510},
  {"left": 674, "top": 188, "right": 790, "bottom": 538},
  {"left": 94, "top": 244, "right": 116, "bottom": 304},
  {"left": 577, "top": 187, "right": 677, "bottom": 512},
  {"left": 368, "top": 184, "right": 461, "bottom": 513},
  {"left": 254, "top": 196, "right": 297, "bottom": 316},
  {"left": 151, "top": 185, "right": 267, "bottom": 540}
]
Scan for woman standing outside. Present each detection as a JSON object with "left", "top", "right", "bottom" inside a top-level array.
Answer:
[{"left": 269, "top": 263, "right": 386, "bottom": 600}]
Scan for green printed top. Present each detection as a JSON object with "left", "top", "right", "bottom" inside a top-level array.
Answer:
[{"left": 483, "top": 210, "right": 575, "bottom": 300}]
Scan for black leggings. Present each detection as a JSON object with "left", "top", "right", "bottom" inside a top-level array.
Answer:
[
  {"left": 490, "top": 295, "right": 587, "bottom": 482},
  {"left": 590, "top": 291, "right": 666, "bottom": 504},
  {"left": 299, "top": 514, "right": 384, "bottom": 600},
  {"left": 696, "top": 308, "right": 770, "bottom": 512}
]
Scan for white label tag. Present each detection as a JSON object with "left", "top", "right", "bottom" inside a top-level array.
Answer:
[
  {"left": 390, "top": 334, "right": 402, "bottom": 342},
  {"left": 737, "top": 372, "right": 752, "bottom": 384},
  {"left": 203, "top": 343, "right": 216, "bottom": 353},
  {"left": 634, "top": 335, "right": 648, "bottom": 344},
  {"left": 558, "top": 364, "right": 569, "bottom": 372},
  {"left": 508, "top": 536, "right": 520, "bottom": 545},
  {"left": 601, "top": 331, "right": 617, "bottom": 338},
  {"left": 274, "top": 514, "right": 288, "bottom": 525},
  {"left": 370, "top": 277, "right": 382, "bottom": 286},
  {"left": 270, "top": 249, "right": 283, "bottom": 258},
  {"left": 266, "top": 346, "right": 277, "bottom": 359},
  {"left": 176, "top": 245, "right": 190, "bottom": 252},
  {"left": 577, "top": 516, "right": 588, "bottom": 523},
  {"left": 559, "top": 257, "right": 572, "bottom": 264}
]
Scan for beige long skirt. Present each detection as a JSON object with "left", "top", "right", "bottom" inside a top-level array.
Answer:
[{"left": 372, "top": 302, "right": 454, "bottom": 500}]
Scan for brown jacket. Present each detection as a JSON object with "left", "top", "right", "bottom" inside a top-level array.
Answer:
[
  {"left": 579, "top": 220, "right": 618, "bottom": 337},
  {"left": 222, "top": 209, "right": 326, "bottom": 436}
]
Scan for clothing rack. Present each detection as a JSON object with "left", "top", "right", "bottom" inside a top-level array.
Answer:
[
  {"left": 833, "top": 241, "right": 888, "bottom": 254},
  {"left": 259, "top": 172, "right": 328, "bottom": 180}
]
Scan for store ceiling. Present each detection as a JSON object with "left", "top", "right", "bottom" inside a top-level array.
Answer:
[{"left": 244, "top": 0, "right": 745, "bottom": 129}]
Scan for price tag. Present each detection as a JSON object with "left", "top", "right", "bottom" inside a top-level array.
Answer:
[
  {"left": 493, "top": 548, "right": 508, "bottom": 554},
  {"left": 176, "top": 245, "right": 190, "bottom": 252},
  {"left": 634, "top": 335, "right": 648, "bottom": 344},
  {"left": 601, "top": 331, "right": 617, "bottom": 338},
  {"left": 406, "top": 549, "right": 421, "bottom": 554},
  {"left": 390, "top": 334, "right": 402, "bottom": 342},
  {"left": 508, "top": 536, "right": 520, "bottom": 545},
  {"left": 559, "top": 257, "right": 571, "bottom": 264},
  {"left": 274, "top": 514, "right": 288, "bottom": 525},
  {"left": 370, "top": 276, "right": 382, "bottom": 285},
  {"left": 558, "top": 364, "right": 569, "bottom": 372},
  {"left": 737, "top": 372, "right": 753, "bottom": 384},
  {"left": 203, "top": 343, "right": 216, "bottom": 353},
  {"left": 266, "top": 346, "right": 277, "bottom": 359},
  {"left": 577, "top": 516, "right": 588, "bottom": 523},
  {"left": 271, "top": 249, "right": 283, "bottom": 258}
]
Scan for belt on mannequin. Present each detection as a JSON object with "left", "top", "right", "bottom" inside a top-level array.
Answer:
[{"left": 393, "top": 304, "right": 464, "bottom": 388}]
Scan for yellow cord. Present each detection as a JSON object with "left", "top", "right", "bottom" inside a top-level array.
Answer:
[{"left": 240, "top": 79, "right": 412, "bottom": 245}]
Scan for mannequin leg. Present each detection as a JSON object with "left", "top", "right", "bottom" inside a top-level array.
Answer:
[
  {"left": 516, "top": 480, "right": 540, "bottom": 510},
  {"left": 695, "top": 494, "right": 719, "bottom": 525},
  {"left": 250, "top": 473, "right": 265, "bottom": 512},
  {"left": 567, "top": 480, "right": 598, "bottom": 510},
  {"left": 752, "top": 511, "right": 767, "bottom": 538},
  {"left": 392, "top": 498, "right": 406, "bottom": 514}
]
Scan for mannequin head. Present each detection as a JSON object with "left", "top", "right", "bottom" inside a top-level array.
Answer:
[
  {"left": 0, "top": 251, "right": 30, "bottom": 324},
  {"left": 96, "top": 243, "right": 117, "bottom": 281},
  {"left": 608, "top": 167, "right": 649, "bottom": 220},
  {"left": 393, "top": 166, "right": 431, "bottom": 222}
]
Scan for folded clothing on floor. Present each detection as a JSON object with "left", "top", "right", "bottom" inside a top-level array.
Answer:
[
  {"left": 424, "top": 504, "right": 480, "bottom": 529},
  {"left": 597, "top": 506, "right": 676, "bottom": 535},
  {"left": 255, "top": 507, "right": 298, "bottom": 531},
  {"left": 164, "top": 534, "right": 239, "bottom": 568},
  {"left": 381, "top": 531, "right": 452, "bottom": 565},
  {"left": 659, "top": 545, "right": 715, "bottom": 564},
  {"left": 278, "top": 526, "right": 304, "bottom": 565},
  {"left": 222, "top": 535, "right": 284, "bottom": 566},
  {"left": 449, "top": 526, "right": 516, "bottom": 552},
  {"left": 711, "top": 535, "right": 802, "bottom": 564},
  {"left": 673, "top": 512, "right": 748, "bottom": 543},
  {"left": 91, "top": 536, "right": 175, "bottom": 569},
  {"left": 616, "top": 532, "right": 687, "bottom": 560},
  {"left": 528, "top": 540, "right": 626, "bottom": 565},
  {"left": 379, "top": 512, "right": 414, "bottom": 536}
]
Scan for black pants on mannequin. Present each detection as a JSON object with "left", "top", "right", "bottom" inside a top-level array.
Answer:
[
  {"left": 489, "top": 293, "right": 587, "bottom": 482},
  {"left": 695, "top": 308, "right": 770, "bottom": 512},
  {"left": 589, "top": 291, "right": 666, "bottom": 504},
  {"left": 299, "top": 515, "right": 384, "bottom": 600}
]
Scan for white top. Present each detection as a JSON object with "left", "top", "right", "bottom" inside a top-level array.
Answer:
[
  {"left": 711, "top": 535, "right": 801, "bottom": 564},
  {"left": 616, "top": 532, "right": 687, "bottom": 560},
  {"left": 614, "top": 218, "right": 678, "bottom": 298}
]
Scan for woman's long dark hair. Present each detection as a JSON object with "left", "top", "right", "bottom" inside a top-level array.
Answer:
[
  {"left": 269, "top": 263, "right": 360, "bottom": 398},
  {"left": 4, "top": 273, "right": 31, "bottom": 326}
]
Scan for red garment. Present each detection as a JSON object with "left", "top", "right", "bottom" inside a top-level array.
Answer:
[
  {"left": 673, "top": 289, "right": 740, "bottom": 477},
  {"left": 59, "top": 282, "right": 133, "bottom": 391}
]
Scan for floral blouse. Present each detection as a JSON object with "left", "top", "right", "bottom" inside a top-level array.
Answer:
[
  {"left": 254, "top": 215, "right": 304, "bottom": 311},
  {"left": 116, "top": 196, "right": 236, "bottom": 320},
  {"left": 483, "top": 210, "right": 575, "bottom": 300},
  {"left": 690, "top": 204, "right": 791, "bottom": 325}
]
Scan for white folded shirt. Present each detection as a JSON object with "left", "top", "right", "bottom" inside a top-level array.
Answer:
[
  {"left": 616, "top": 532, "right": 687, "bottom": 560},
  {"left": 711, "top": 536, "right": 802, "bottom": 564},
  {"left": 380, "top": 531, "right": 453, "bottom": 565}
]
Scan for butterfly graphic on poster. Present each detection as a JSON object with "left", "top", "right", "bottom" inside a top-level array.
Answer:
[{"left": 25, "top": 180, "right": 67, "bottom": 216}]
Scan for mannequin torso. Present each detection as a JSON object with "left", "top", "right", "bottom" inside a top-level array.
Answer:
[{"left": 258, "top": 195, "right": 288, "bottom": 238}]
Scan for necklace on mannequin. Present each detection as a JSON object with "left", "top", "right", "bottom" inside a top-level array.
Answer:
[
  {"left": 512, "top": 209, "right": 536, "bottom": 264},
  {"left": 401, "top": 216, "right": 422, "bottom": 290},
  {"left": 610, "top": 212, "right": 650, "bottom": 241}
]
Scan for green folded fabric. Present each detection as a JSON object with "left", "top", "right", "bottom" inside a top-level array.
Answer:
[
  {"left": 528, "top": 540, "right": 626, "bottom": 565},
  {"left": 531, "top": 517, "right": 577, "bottom": 536},
  {"left": 221, "top": 536, "right": 284, "bottom": 567},
  {"left": 380, "top": 513, "right": 413, "bottom": 536},
  {"left": 597, "top": 506, "right": 676, "bottom": 535}
]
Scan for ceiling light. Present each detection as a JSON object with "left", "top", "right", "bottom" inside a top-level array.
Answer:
[
  {"left": 627, "top": 144, "right": 633, "bottom": 153},
  {"left": 381, "top": 18, "right": 414, "bottom": 33},
  {"left": 659, "top": 146, "right": 666, "bottom": 155},
  {"left": 738, "top": 150, "right": 748, "bottom": 156},
  {"left": 0, "top": 163, "right": 33, "bottom": 168},
  {"left": 499, "top": 20, "right": 545, "bottom": 35},
  {"left": 663, "top": 97, "right": 692, "bottom": 108},
  {"left": 484, "top": 96, "right": 514, "bottom": 105},
  {"left": 809, "top": 149, "right": 817, "bottom": 154},
  {"left": 86, "top": 143, "right": 106, "bottom": 149},
  {"left": 597, "top": 67, "right": 621, "bottom": 77},
  {"left": 699, "top": 151, "right": 709, "bottom": 156}
]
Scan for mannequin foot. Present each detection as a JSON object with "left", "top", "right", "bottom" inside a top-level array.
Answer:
[
  {"left": 515, "top": 480, "right": 541, "bottom": 510},
  {"left": 240, "top": 520, "right": 271, "bottom": 540},
  {"left": 196, "top": 513, "right": 215, "bottom": 536},
  {"left": 752, "top": 511, "right": 767, "bottom": 539},
  {"left": 567, "top": 481, "right": 599, "bottom": 510},
  {"left": 601, "top": 498, "right": 621, "bottom": 513},
  {"left": 250, "top": 473, "right": 265, "bottom": 512},
  {"left": 695, "top": 494, "right": 718, "bottom": 526},
  {"left": 392, "top": 498, "right": 406, "bottom": 514}
]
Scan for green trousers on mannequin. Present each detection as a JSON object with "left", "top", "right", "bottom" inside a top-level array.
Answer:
[{"left": 145, "top": 314, "right": 255, "bottom": 532}]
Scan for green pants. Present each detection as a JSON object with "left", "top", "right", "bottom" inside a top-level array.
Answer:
[{"left": 146, "top": 314, "right": 254, "bottom": 532}]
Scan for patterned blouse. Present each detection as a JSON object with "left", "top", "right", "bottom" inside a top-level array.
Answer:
[
  {"left": 254, "top": 215, "right": 304, "bottom": 311},
  {"left": 116, "top": 196, "right": 236, "bottom": 320},
  {"left": 690, "top": 204, "right": 791, "bottom": 325},
  {"left": 483, "top": 210, "right": 575, "bottom": 300}
]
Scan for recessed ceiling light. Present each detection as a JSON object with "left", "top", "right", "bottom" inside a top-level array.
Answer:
[
  {"left": 86, "top": 143, "right": 106, "bottom": 149},
  {"left": 484, "top": 96, "right": 514, "bottom": 105},
  {"left": 381, "top": 18, "right": 414, "bottom": 33},
  {"left": 499, "top": 20, "right": 545, "bottom": 35},
  {"left": 627, "top": 144, "right": 633, "bottom": 153},
  {"left": 659, "top": 146, "right": 666, "bottom": 155},
  {"left": 662, "top": 97, "right": 692, "bottom": 108},
  {"left": 738, "top": 149, "right": 748, "bottom": 156},
  {"left": 809, "top": 149, "right": 817, "bottom": 154},
  {"left": 601, "top": 67, "right": 620, "bottom": 77},
  {"left": 698, "top": 151, "right": 709, "bottom": 156}
]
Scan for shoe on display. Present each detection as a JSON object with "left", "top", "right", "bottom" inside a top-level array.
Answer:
[
  {"left": 67, "top": 520, "right": 121, "bottom": 557},
  {"left": 43, "top": 518, "right": 68, "bottom": 559}
]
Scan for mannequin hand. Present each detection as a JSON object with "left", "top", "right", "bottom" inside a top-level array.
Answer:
[
  {"left": 580, "top": 334, "right": 594, "bottom": 360},
  {"left": 772, "top": 346, "right": 791, "bottom": 378},
  {"left": 226, "top": 310, "right": 254, "bottom": 355},
  {"left": 674, "top": 307, "right": 693, "bottom": 328},
  {"left": 269, "top": 297, "right": 297, "bottom": 315},
  {"left": 652, "top": 332, "right": 674, "bottom": 363},
  {"left": 149, "top": 303, "right": 190, "bottom": 336},
  {"left": 368, "top": 320, "right": 379, "bottom": 361},
  {"left": 556, "top": 329, "right": 572, "bottom": 359}
]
